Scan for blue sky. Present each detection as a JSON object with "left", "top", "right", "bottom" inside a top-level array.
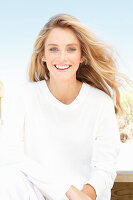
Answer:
[{"left": 0, "top": 0, "right": 133, "bottom": 94}]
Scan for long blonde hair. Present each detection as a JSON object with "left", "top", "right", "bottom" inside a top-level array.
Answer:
[{"left": 28, "top": 13, "right": 130, "bottom": 114}]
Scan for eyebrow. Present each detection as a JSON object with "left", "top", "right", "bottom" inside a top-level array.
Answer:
[{"left": 47, "top": 43, "right": 79, "bottom": 46}]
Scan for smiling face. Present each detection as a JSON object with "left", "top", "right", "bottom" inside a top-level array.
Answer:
[{"left": 42, "top": 27, "right": 83, "bottom": 82}]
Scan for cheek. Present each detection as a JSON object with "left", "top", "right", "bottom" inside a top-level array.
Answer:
[
  {"left": 45, "top": 53, "right": 55, "bottom": 63},
  {"left": 73, "top": 53, "right": 81, "bottom": 64}
]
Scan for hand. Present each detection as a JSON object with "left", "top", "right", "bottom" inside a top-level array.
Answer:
[{"left": 65, "top": 185, "right": 92, "bottom": 200}]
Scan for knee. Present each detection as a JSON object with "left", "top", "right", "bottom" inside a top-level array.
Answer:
[{"left": 0, "top": 166, "right": 23, "bottom": 187}]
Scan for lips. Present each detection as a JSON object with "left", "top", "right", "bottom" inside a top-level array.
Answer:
[{"left": 54, "top": 65, "right": 71, "bottom": 70}]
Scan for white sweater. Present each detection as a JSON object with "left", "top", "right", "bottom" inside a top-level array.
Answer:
[{"left": 0, "top": 80, "right": 120, "bottom": 200}]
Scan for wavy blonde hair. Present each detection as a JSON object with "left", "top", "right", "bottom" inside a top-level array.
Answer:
[{"left": 28, "top": 13, "right": 130, "bottom": 114}]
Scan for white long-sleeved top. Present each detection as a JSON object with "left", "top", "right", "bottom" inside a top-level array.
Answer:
[{"left": 0, "top": 80, "right": 120, "bottom": 200}]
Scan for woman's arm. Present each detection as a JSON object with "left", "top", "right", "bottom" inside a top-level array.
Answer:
[
  {"left": 81, "top": 184, "right": 96, "bottom": 200},
  {"left": 66, "top": 96, "right": 120, "bottom": 200},
  {"left": 0, "top": 90, "right": 26, "bottom": 166},
  {"left": 82, "top": 96, "right": 120, "bottom": 198},
  {"left": 66, "top": 185, "right": 93, "bottom": 200},
  {"left": 0, "top": 87, "right": 53, "bottom": 186}
]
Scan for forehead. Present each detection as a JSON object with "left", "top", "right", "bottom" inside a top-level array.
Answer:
[{"left": 45, "top": 27, "right": 80, "bottom": 46}]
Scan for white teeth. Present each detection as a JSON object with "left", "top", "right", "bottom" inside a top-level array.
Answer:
[{"left": 55, "top": 65, "right": 70, "bottom": 69}]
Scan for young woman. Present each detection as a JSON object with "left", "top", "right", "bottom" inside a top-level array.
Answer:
[{"left": 0, "top": 14, "right": 128, "bottom": 200}]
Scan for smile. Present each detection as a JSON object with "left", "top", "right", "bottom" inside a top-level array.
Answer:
[{"left": 54, "top": 65, "right": 71, "bottom": 70}]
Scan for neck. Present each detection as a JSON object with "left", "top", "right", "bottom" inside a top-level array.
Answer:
[{"left": 46, "top": 78, "right": 82, "bottom": 104}]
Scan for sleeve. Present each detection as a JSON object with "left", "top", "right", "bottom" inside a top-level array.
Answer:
[
  {"left": 0, "top": 90, "right": 26, "bottom": 166},
  {"left": 83, "top": 97, "right": 121, "bottom": 198},
  {"left": 0, "top": 88, "right": 47, "bottom": 182}
]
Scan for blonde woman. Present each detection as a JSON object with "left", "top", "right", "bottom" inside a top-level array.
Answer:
[{"left": 0, "top": 14, "right": 128, "bottom": 200}]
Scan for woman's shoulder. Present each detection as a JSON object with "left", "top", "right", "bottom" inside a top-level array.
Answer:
[
  {"left": 10, "top": 81, "right": 37, "bottom": 103},
  {"left": 85, "top": 83, "right": 113, "bottom": 104},
  {"left": 17, "top": 80, "right": 45, "bottom": 94},
  {"left": 16, "top": 80, "right": 48, "bottom": 104},
  {"left": 85, "top": 84, "right": 115, "bottom": 117}
]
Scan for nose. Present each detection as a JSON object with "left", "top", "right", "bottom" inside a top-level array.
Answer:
[{"left": 58, "top": 50, "right": 67, "bottom": 62}]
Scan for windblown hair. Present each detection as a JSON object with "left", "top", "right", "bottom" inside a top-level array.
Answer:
[{"left": 28, "top": 13, "right": 130, "bottom": 114}]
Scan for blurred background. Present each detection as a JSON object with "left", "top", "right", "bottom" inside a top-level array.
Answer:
[{"left": 0, "top": 0, "right": 133, "bottom": 145}]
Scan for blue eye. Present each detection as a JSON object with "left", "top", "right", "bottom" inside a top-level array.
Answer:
[
  {"left": 49, "top": 48, "right": 58, "bottom": 51},
  {"left": 68, "top": 47, "right": 76, "bottom": 51}
]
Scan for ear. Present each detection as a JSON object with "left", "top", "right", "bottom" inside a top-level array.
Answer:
[
  {"left": 42, "top": 55, "right": 46, "bottom": 62},
  {"left": 80, "top": 56, "right": 84, "bottom": 64}
]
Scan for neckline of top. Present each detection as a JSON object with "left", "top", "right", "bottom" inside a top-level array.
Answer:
[{"left": 37, "top": 80, "right": 90, "bottom": 110}]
